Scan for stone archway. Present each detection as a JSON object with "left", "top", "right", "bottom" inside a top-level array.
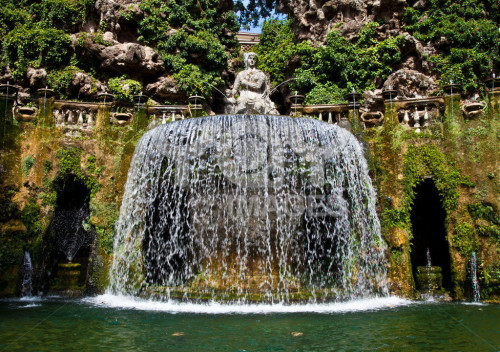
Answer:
[{"left": 410, "top": 178, "right": 453, "bottom": 291}]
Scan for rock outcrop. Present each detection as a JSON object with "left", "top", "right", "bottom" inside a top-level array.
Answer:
[
  {"left": 26, "top": 68, "right": 48, "bottom": 92},
  {"left": 383, "top": 69, "right": 438, "bottom": 99},
  {"left": 276, "top": 0, "right": 408, "bottom": 43},
  {"left": 276, "top": 0, "right": 450, "bottom": 98},
  {"left": 99, "top": 43, "right": 166, "bottom": 79}
]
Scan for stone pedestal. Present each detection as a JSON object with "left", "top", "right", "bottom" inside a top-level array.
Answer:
[
  {"left": 51, "top": 263, "right": 83, "bottom": 297},
  {"left": 188, "top": 95, "right": 205, "bottom": 118},
  {"left": 485, "top": 84, "right": 499, "bottom": 120},
  {"left": 416, "top": 266, "right": 443, "bottom": 291},
  {"left": 289, "top": 94, "right": 304, "bottom": 117},
  {"left": 345, "top": 92, "right": 362, "bottom": 132}
]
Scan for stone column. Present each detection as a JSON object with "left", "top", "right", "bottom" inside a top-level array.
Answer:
[
  {"left": 37, "top": 88, "right": 56, "bottom": 128},
  {"left": 96, "top": 93, "right": 114, "bottom": 134},
  {"left": 442, "top": 83, "right": 462, "bottom": 138}
]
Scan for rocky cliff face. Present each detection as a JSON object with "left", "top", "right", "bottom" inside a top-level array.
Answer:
[
  {"left": 277, "top": 0, "right": 407, "bottom": 43},
  {"left": 276, "top": 0, "right": 442, "bottom": 99},
  {"left": 0, "top": 0, "right": 239, "bottom": 105},
  {"left": 2, "top": 0, "right": 497, "bottom": 105}
]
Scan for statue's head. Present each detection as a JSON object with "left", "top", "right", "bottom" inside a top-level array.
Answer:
[{"left": 244, "top": 52, "right": 258, "bottom": 68}]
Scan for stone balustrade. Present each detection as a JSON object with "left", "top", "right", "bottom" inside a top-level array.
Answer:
[
  {"left": 54, "top": 101, "right": 98, "bottom": 130},
  {"left": 302, "top": 104, "right": 351, "bottom": 124},
  {"left": 148, "top": 105, "right": 189, "bottom": 123},
  {"left": 300, "top": 96, "right": 446, "bottom": 132},
  {"left": 3, "top": 84, "right": 497, "bottom": 139},
  {"left": 396, "top": 97, "right": 444, "bottom": 131}
]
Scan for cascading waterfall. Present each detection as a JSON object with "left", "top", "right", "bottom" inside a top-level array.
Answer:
[{"left": 109, "top": 115, "right": 388, "bottom": 302}]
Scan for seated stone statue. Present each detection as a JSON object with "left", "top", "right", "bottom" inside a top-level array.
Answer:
[{"left": 228, "top": 52, "right": 278, "bottom": 115}]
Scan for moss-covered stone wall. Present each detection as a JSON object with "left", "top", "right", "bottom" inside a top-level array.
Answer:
[
  {"left": 0, "top": 90, "right": 499, "bottom": 302},
  {"left": 365, "top": 89, "right": 500, "bottom": 301},
  {"left": 0, "top": 101, "right": 145, "bottom": 296}
]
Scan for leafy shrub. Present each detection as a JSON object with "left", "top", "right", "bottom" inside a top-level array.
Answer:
[
  {"left": 47, "top": 65, "right": 96, "bottom": 99},
  {"left": 1, "top": 25, "right": 72, "bottom": 78},
  {"left": 137, "top": 0, "right": 239, "bottom": 98},
  {"left": 254, "top": 20, "right": 405, "bottom": 103},
  {"left": 453, "top": 222, "right": 478, "bottom": 257},
  {"left": 255, "top": 18, "right": 297, "bottom": 86},
  {"left": 303, "top": 83, "right": 348, "bottom": 105},
  {"left": 31, "top": 0, "right": 93, "bottom": 31},
  {"left": 108, "top": 76, "right": 143, "bottom": 104},
  {"left": 20, "top": 199, "right": 42, "bottom": 239}
]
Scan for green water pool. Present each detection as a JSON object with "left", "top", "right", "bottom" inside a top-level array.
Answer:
[{"left": 0, "top": 296, "right": 498, "bottom": 351}]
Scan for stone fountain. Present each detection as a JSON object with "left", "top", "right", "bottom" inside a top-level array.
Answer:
[{"left": 109, "top": 57, "right": 388, "bottom": 302}]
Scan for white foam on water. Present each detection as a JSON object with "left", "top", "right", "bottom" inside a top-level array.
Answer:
[
  {"left": 19, "top": 296, "right": 43, "bottom": 302},
  {"left": 19, "top": 303, "right": 42, "bottom": 308},
  {"left": 462, "top": 302, "right": 487, "bottom": 306},
  {"left": 0, "top": 296, "right": 44, "bottom": 303},
  {"left": 84, "top": 294, "right": 412, "bottom": 314}
]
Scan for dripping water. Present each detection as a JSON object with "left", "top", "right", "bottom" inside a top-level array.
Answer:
[
  {"left": 2, "top": 82, "right": 9, "bottom": 145},
  {"left": 471, "top": 251, "right": 480, "bottom": 303},
  {"left": 42, "top": 86, "right": 48, "bottom": 127},
  {"left": 20, "top": 251, "right": 33, "bottom": 297},
  {"left": 424, "top": 248, "right": 433, "bottom": 301}
]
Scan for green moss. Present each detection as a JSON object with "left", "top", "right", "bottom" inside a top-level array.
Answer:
[
  {"left": 20, "top": 200, "right": 42, "bottom": 239},
  {"left": 87, "top": 196, "right": 119, "bottom": 256},
  {"left": 56, "top": 147, "right": 100, "bottom": 198},
  {"left": 86, "top": 155, "right": 96, "bottom": 174},
  {"left": 380, "top": 144, "right": 460, "bottom": 232},
  {"left": 43, "top": 160, "right": 53, "bottom": 176},
  {"left": 96, "top": 228, "right": 115, "bottom": 255},
  {"left": 453, "top": 222, "right": 478, "bottom": 257},
  {"left": 468, "top": 202, "right": 500, "bottom": 241},
  {"left": 460, "top": 175, "right": 476, "bottom": 188},
  {"left": 39, "top": 191, "right": 57, "bottom": 207},
  {"left": 468, "top": 203, "right": 499, "bottom": 224},
  {"left": 22, "top": 155, "right": 35, "bottom": 176}
]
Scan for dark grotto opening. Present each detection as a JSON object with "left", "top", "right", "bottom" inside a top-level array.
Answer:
[
  {"left": 410, "top": 178, "right": 453, "bottom": 291},
  {"left": 42, "top": 174, "right": 93, "bottom": 291}
]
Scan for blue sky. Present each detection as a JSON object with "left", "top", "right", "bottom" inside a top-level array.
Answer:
[{"left": 240, "top": 0, "right": 286, "bottom": 33}]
